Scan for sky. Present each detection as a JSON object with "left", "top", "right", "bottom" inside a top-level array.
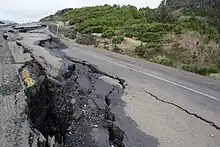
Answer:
[{"left": 0, "top": 0, "right": 162, "bottom": 23}]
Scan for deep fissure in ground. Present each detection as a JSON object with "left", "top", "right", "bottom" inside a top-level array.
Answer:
[{"left": 19, "top": 58, "right": 126, "bottom": 147}]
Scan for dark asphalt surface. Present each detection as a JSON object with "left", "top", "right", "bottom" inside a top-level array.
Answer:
[
  {"left": 0, "top": 28, "right": 43, "bottom": 147},
  {"left": 0, "top": 23, "right": 220, "bottom": 147}
]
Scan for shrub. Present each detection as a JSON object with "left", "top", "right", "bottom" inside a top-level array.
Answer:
[
  {"left": 115, "top": 30, "right": 124, "bottom": 36},
  {"left": 159, "top": 56, "right": 174, "bottom": 66},
  {"left": 151, "top": 56, "right": 174, "bottom": 66},
  {"left": 139, "top": 32, "right": 163, "bottom": 43},
  {"left": 135, "top": 43, "right": 163, "bottom": 59},
  {"left": 68, "top": 20, "right": 76, "bottom": 25},
  {"left": 210, "top": 73, "right": 220, "bottom": 79},
  {"left": 197, "top": 67, "right": 209, "bottom": 76},
  {"left": 124, "top": 31, "right": 133, "bottom": 38},
  {"left": 101, "top": 29, "right": 115, "bottom": 38},
  {"left": 207, "top": 67, "right": 218, "bottom": 74},
  {"left": 181, "top": 64, "right": 200, "bottom": 74},
  {"left": 181, "top": 64, "right": 218, "bottom": 76},
  {"left": 112, "top": 45, "right": 122, "bottom": 53},
  {"left": 217, "top": 58, "right": 220, "bottom": 70},
  {"left": 179, "top": 17, "right": 218, "bottom": 40},
  {"left": 174, "top": 25, "right": 182, "bottom": 35},
  {"left": 135, "top": 44, "right": 146, "bottom": 58},
  {"left": 112, "top": 36, "right": 124, "bottom": 44},
  {"left": 83, "top": 26, "right": 104, "bottom": 34}
]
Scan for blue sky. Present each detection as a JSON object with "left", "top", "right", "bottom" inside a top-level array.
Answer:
[{"left": 0, "top": 0, "right": 162, "bottom": 23}]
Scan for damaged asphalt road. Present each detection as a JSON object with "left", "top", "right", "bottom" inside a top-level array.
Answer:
[
  {"left": 0, "top": 24, "right": 128, "bottom": 147},
  {"left": 19, "top": 58, "right": 125, "bottom": 147},
  {"left": 1, "top": 23, "right": 220, "bottom": 147},
  {"left": 1, "top": 23, "right": 151, "bottom": 147}
]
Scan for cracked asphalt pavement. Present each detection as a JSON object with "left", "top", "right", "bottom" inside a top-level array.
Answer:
[{"left": 0, "top": 23, "right": 220, "bottom": 147}]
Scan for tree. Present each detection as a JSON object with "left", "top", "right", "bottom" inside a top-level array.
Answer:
[{"left": 113, "top": 4, "right": 120, "bottom": 8}]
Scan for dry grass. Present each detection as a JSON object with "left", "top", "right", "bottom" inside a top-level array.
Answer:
[{"left": 163, "top": 31, "right": 220, "bottom": 67}]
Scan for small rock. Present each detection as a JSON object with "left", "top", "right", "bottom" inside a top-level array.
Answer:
[
  {"left": 16, "top": 41, "right": 22, "bottom": 47},
  {"left": 67, "top": 126, "right": 72, "bottom": 132},
  {"left": 3, "top": 33, "right": 8, "bottom": 39},
  {"left": 71, "top": 99, "right": 76, "bottom": 105},
  {"left": 210, "top": 134, "right": 214, "bottom": 137},
  {"left": 75, "top": 34, "right": 96, "bottom": 45},
  {"left": 8, "top": 30, "right": 15, "bottom": 33},
  {"left": 72, "top": 110, "right": 83, "bottom": 121}
]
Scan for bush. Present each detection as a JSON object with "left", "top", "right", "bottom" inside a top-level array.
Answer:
[
  {"left": 159, "top": 56, "right": 174, "bottom": 66},
  {"left": 135, "top": 43, "right": 163, "bottom": 59},
  {"left": 174, "top": 25, "right": 182, "bottom": 35},
  {"left": 83, "top": 26, "right": 104, "bottom": 34},
  {"left": 181, "top": 64, "right": 200, "bottom": 74},
  {"left": 217, "top": 58, "right": 220, "bottom": 70},
  {"left": 151, "top": 56, "right": 174, "bottom": 66},
  {"left": 181, "top": 64, "right": 218, "bottom": 76},
  {"left": 68, "top": 20, "right": 76, "bottom": 25},
  {"left": 179, "top": 17, "right": 218, "bottom": 40},
  {"left": 124, "top": 31, "right": 133, "bottom": 38},
  {"left": 210, "top": 73, "right": 220, "bottom": 79},
  {"left": 207, "top": 67, "right": 218, "bottom": 74},
  {"left": 112, "top": 36, "right": 124, "bottom": 44},
  {"left": 101, "top": 29, "right": 115, "bottom": 38},
  {"left": 139, "top": 32, "right": 162, "bottom": 43},
  {"left": 115, "top": 30, "right": 124, "bottom": 36},
  {"left": 135, "top": 44, "right": 146, "bottom": 58},
  {"left": 112, "top": 45, "right": 122, "bottom": 53}
]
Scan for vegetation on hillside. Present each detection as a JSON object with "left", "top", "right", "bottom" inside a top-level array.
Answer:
[{"left": 41, "top": 0, "right": 220, "bottom": 76}]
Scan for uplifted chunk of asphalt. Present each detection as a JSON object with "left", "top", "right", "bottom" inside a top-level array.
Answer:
[
  {"left": 14, "top": 28, "right": 126, "bottom": 146},
  {"left": 18, "top": 57, "right": 125, "bottom": 147},
  {"left": 7, "top": 24, "right": 159, "bottom": 147}
]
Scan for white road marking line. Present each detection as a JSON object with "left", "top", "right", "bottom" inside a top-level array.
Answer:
[{"left": 79, "top": 50, "right": 220, "bottom": 102}]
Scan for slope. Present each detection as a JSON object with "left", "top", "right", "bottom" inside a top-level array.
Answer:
[{"left": 40, "top": 2, "right": 220, "bottom": 77}]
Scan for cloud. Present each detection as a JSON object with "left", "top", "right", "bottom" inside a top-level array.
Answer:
[{"left": 0, "top": 0, "right": 162, "bottom": 23}]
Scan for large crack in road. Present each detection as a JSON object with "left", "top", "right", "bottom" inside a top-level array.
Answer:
[
  {"left": 36, "top": 35, "right": 126, "bottom": 88},
  {"left": 8, "top": 26, "right": 127, "bottom": 147},
  {"left": 20, "top": 59, "right": 126, "bottom": 147}
]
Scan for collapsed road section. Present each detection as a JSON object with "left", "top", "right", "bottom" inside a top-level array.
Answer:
[
  {"left": 5, "top": 24, "right": 127, "bottom": 147},
  {"left": 19, "top": 58, "right": 125, "bottom": 147}
]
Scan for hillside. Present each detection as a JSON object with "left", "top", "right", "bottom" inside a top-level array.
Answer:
[{"left": 41, "top": 1, "right": 220, "bottom": 77}]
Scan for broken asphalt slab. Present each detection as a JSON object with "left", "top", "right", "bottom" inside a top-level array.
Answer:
[{"left": 0, "top": 23, "right": 159, "bottom": 147}]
